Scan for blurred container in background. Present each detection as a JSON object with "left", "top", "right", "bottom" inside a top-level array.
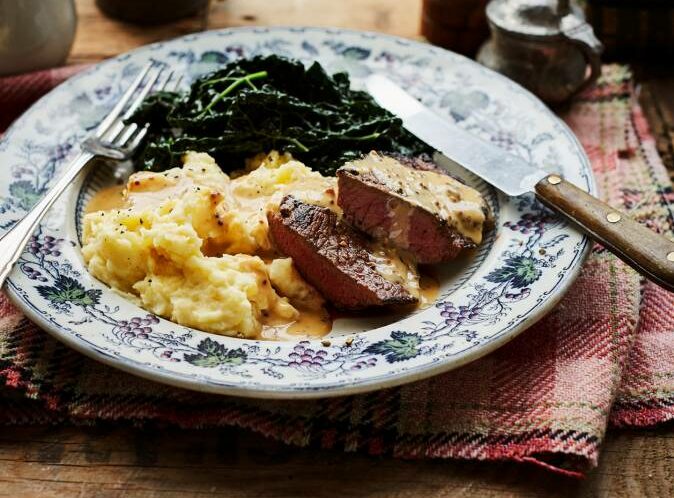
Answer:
[
  {"left": 96, "top": 0, "right": 209, "bottom": 25},
  {"left": 421, "top": 0, "right": 490, "bottom": 57},
  {"left": 0, "top": 0, "right": 77, "bottom": 76},
  {"left": 477, "top": 0, "right": 602, "bottom": 104},
  {"left": 586, "top": 0, "right": 674, "bottom": 60}
]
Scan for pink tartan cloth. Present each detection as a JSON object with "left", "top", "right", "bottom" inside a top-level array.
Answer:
[
  {"left": 0, "top": 65, "right": 89, "bottom": 132},
  {"left": 1, "top": 64, "right": 673, "bottom": 478}
]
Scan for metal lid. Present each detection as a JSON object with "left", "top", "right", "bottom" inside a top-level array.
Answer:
[{"left": 486, "top": 0, "right": 585, "bottom": 38}]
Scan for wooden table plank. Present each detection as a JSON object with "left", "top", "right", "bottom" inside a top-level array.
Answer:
[
  {"left": 69, "top": 0, "right": 422, "bottom": 63},
  {"left": 1, "top": 1, "right": 668, "bottom": 496},
  {"left": 0, "top": 424, "right": 673, "bottom": 497},
  {"left": 639, "top": 75, "right": 674, "bottom": 178},
  {"left": 69, "top": 0, "right": 207, "bottom": 63},
  {"left": 207, "top": 0, "right": 422, "bottom": 37}
]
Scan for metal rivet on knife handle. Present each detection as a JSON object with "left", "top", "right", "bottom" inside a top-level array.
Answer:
[
  {"left": 547, "top": 174, "right": 562, "bottom": 185},
  {"left": 606, "top": 212, "right": 621, "bottom": 223}
]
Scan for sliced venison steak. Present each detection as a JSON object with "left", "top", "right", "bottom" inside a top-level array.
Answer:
[
  {"left": 337, "top": 152, "right": 488, "bottom": 264},
  {"left": 267, "top": 196, "right": 418, "bottom": 309}
]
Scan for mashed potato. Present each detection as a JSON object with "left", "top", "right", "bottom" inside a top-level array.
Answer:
[
  {"left": 82, "top": 151, "right": 334, "bottom": 338},
  {"left": 267, "top": 258, "right": 325, "bottom": 311}
]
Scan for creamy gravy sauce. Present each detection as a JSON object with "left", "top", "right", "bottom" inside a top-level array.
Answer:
[
  {"left": 86, "top": 175, "right": 196, "bottom": 214},
  {"left": 127, "top": 172, "right": 195, "bottom": 210},
  {"left": 418, "top": 272, "right": 440, "bottom": 306},
  {"left": 386, "top": 199, "right": 413, "bottom": 242},
  {"left": 370, "top": 244, "right": 420, "bottom": 297},
  {"left": 232, "top": 175, "right": 337, "bottom": 211},
  {"left": 276, "top": 272, "right": 438, "bottom": 340},
  {"left": 260, "top": 307, "right": 332, "bottom": 340},
  {"left": 85, "top": 185, "right": 127, "bottom": 213}
]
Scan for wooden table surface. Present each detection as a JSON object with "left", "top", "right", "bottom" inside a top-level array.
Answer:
[{"left": 3, "top": 1, "right": 674, "bottom": 496}]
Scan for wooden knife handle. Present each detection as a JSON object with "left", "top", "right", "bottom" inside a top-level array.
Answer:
[{"left": 535, "top": 174, "right": 674, "bottom": 292}]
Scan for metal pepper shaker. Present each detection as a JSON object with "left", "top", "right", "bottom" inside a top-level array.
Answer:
[{"left": 477, "top": 0, "right": 603, "bottom": 104}]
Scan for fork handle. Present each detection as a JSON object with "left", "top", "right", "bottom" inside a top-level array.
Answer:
[
  {"left": 535, "top": 174, "right": 674, "bottom": 291},
  {"left": 0, "top": 151, "right": 94, "bottom": 286}
]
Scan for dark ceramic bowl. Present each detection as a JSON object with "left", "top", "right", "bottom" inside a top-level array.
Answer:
[{"left": 96, "top": 0, "right": 209, "bottom": 25}]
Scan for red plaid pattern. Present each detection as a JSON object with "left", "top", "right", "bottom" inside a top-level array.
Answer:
[{"left": 0, "top": 64, "right": 672, "bottom": 478}]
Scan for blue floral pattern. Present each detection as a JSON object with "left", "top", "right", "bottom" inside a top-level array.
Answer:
[{"left": 0, "top": 28, "right": 594, "bottom": 397}]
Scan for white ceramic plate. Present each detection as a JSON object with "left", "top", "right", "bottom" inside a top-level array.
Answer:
[{"left": 0, "top": 27, "right": 594, "bottom": 398}]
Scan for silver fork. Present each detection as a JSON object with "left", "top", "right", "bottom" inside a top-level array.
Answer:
[{"left": 0, "top": 62, "right": 181, "bottom": 286}]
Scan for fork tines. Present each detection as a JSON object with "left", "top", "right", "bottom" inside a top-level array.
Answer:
[{"left": 84, "top": 62, "right": 182, "bottom": 161}]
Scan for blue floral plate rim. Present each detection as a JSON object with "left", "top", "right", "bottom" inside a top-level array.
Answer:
[{"left": 0, "top": 26, "right": 594, "bottom": 398}]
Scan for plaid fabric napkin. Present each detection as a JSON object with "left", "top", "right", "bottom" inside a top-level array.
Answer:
[
  {"left": 1, "top": 64, "right": 673, "bottom": 477},
  {"left": 0, "top": 65, "right": 89, "bottom": 132}
]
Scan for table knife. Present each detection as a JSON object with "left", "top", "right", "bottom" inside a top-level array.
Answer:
[{"left": 365, "top": 74, "right": 674, "bottom": 291}]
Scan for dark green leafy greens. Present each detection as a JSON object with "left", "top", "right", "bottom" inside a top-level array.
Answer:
[{"left": 129, "top": 55, "right": 432, "bottom": 175}]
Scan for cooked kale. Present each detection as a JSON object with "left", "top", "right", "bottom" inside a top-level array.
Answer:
[{"left": 128, "top": 55, "right": 432, "bottom": 175}]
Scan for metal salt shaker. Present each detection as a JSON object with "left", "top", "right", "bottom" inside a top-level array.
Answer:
[{"left": 477, "top": 0, "right": 603, "bottom": 104}]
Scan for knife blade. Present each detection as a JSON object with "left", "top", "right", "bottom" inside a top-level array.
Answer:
[
  {"left": 365, "top": 74, "right": 674, "bottom": 291},
  {"left": 365, "top": 74, "right": 547, "bottom": 197}
]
